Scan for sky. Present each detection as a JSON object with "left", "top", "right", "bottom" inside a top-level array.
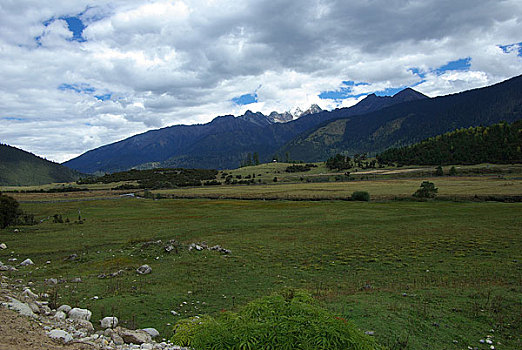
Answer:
[{"left": 0, "top": 0, "right": 521, "bottom": 163}]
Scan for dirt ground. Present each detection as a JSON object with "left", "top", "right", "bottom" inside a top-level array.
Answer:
[{"left": 0, "top": 306, "right": 93, "bottom": 350}]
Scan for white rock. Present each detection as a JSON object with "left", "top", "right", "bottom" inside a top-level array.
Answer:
[
  {"left": 141, "top": 328, "right": 160, "bottom": 338},
  {"left": 101, "top": 316, "right": 119, "bottom": 329},
  {"left": 47, "top": 329, "right": 73, "bottom": 343},
  {"left": 141, "top": 343, "right": 153, "bottom": 349},
  {"left": 57, "top": 304, "right": 72, "bottom": 313},
  {"left": 116, "top": 327, "right": 152, "bottom": 345},
  {"left": 68, "top": 307, "right": 92, "bottom": 321},
  {"left": 137, "top": 264, "right": 152, "bottom": 274},
  {"left": 0, "top": 243, "right": 7, "bottom": 249},
  {"left": 54, "top": 310, "right": 67, "bottom": 321},
  {"left": 22, "top": 288, "right": 38, "bottom": 300},
  {"left": 20, "top": 258, "right": 34, "bottom": 266},
  {"left": 4, "top": 297, "right": 37, "bottom": 318}
]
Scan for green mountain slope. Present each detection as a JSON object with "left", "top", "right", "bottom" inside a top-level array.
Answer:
[
  {"left": 0, "top": 144, "right": 80, "bottom": 186},
  {"left": 279, "top": 75, "right": 522, "bottom": 161},
  {"left": 376, "top": 120, "right": 522, "bottom": 165}
]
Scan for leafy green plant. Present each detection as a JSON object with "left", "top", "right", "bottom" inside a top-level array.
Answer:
[
  {"left": 171, "top": 289, "right": 381, "bottom": 349},
  {"left": 351, "top": 191, "right": 370, "bottom": 201},
  {"left": 413, "top": 181, "right": 438, "bottom": 199}
]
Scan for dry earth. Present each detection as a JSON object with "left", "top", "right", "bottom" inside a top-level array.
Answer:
[{"left": 0, "top": 306, "right": 92, "bottom": 350}]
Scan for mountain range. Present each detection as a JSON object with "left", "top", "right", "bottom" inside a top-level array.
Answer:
[
  {"left": 64, "top": 75, "right": 522, "bottom": 174},
  {"left": 64, "top": 86, "right": 431, "bottom": 173}
]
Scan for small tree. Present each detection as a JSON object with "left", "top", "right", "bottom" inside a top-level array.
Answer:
[
  {"left": 351, "top": 191, "right": 370, "bottom": 201},
  {"left": 449, "top": 166, "right": 457, "bottom": 176},
  {"left": 435, "top": 165, "right": 444, "bottom": 176},
  {"left": 0, "top": 193, "right": 20, "bottom": 229},
  {"left": 413, "top": 181, "right": 438, "bottom": 199}
]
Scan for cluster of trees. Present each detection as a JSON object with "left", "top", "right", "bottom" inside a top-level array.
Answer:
[
  {"left": 377, "top": 120, "right": 522, "bottom": 166},
  {"left": 239, "top": 152, "right": 260, "bottom": 167},
  {"left": 79, "top": 168, "right": 218, "bottom": 189},
  {"left": 325, "top": 153, "right": 378, "bottom": 171},
  {"left": 285, "top": 164, "right": 317, "bottom": 173}
]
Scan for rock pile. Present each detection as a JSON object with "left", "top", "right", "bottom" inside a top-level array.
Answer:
[{"left": 0, "top": 275, "right": 187, "bottom": 350}]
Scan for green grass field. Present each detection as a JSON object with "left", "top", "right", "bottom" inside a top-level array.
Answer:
[{"left": 1, "top": 197, "right": 520, "bottom": 349}]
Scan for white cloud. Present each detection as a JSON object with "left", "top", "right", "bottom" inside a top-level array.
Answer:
[{"left": 0, "top": 0, "right": 521, "bottom": 162}]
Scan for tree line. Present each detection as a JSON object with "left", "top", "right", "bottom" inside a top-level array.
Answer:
[{"left": 376, "top": 120, "right": 522, "bottom": 166}]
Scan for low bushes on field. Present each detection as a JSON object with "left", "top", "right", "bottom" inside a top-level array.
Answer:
[
  {"left": 171, "top": 289, "right": 381, "bottom": 350},
  {"left": 351, "top": 191, "right": 370, "bottom": 201}
]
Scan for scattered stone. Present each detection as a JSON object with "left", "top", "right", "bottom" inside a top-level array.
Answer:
[
  {"left": 101, "top": 316, "right": 118, "bottom": 329},
  {"left": 365, "top": 330, "right": 375, "bottom": 336},
  {"left": 209, "top": 245, "right": 231, "bottom": 254},
  {"left": 73, "top": 319, "right": 95, "bottom": 332},
  {"left": 137, "top": 264, "right": 152, "bottom": 275},
  {"left": 116, "top": 327, "right": 152, "bottom": 345},
  {"left": 22, "top": 288, "right": 39, "bottom": 300},
  {"left": 20, "top": 258, "right": 34, "bottom": 266},
  {"left": 57, "top": 304, "right": 72, "bottom": 313},
  {"left": 28, "top": 302, "right": 40, "bottom": 314},
  {"left": 64, "top": 254, "right": 78, "bottom": 261},
  {"left": 141, "top": 328, "right": 160, "bottom": 338},
  {"left": 45, "top": 278, "right": 58, "bottom": 285},
  {"left": 0, "top": 243, "right": 7, "bottom": 249},
  {"left": 47, "top": 329, "right": 73, "bottom": 343},
  {"left": 70, "top": 277, "right": 82, "bottom": 283},
  {"left": 68, "top": 307, "right": 92, "bottom": 321},
  {"left": 54, "top": 310, "right": 67, "bottom": 321},
  {"left": 3, "top": 297, "right": 37, "bottom": 318}
]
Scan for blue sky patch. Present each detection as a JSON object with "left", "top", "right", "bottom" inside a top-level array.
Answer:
[
  {"left": 319, "top": 81, "right": 370, "bottom": 100},
  {"left": 95, "top": 93, "right": 112, "bottom": 101},
  {"left": 232, "top": 92, "right": 258, "bottom": 105},
  {"left": 2, "top": 117, "right": 24, "bottom": 121},
  {"left": 59, "top": 83, "right": 95, "bottom": 94},
  {"left": 61, "top": 16, "right": 86, "bottom": 42},
  {"left": 499, "top": 42, "right": 522, "bottom": 56},
  {"left": 435, "top": 57, "right": 471, "bottom": 74}
]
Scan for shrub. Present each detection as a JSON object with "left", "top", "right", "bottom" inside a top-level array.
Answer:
[
  {"left": 435, "top": 165, "right": 444, "bottom": 176},
  {"left": 0, "top": 193, "right": 20, "bottom": 229},
  {"left": 449, "top": 166, "right": 457, "bottom": 176},
  {"left": 171, "top": 290, "right": 381, "bottom": 350},
  {"left": 351, "top": 191, "right": 370, "bottom": 201},
  {"left": 413, "top": 181, "right": 438, "bottom": 199}
]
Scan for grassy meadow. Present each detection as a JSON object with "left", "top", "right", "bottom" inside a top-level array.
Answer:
[{"left": 1, "top": 196, "right": 520, "bottom": 349}]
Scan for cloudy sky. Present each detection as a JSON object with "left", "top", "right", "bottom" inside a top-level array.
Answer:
[{"left": 1, "top": 0, "right": 521, "bottom": 162}]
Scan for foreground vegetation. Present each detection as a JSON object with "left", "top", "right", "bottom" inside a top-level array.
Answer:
[{"left": 1, "top": 196, "right": 520, "bottom": 349}]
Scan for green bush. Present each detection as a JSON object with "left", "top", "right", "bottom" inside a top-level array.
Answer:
[
  {"left": 413, "top": 181, "right": 438, "bottom": 199},
  {"left": 171, "top": 290, "right": 381, "bottom": 350},
  {"left": 351, "top": 191, "right": 370, "bottom": 201},
  {"left": 0, "top": 193, "right": 20, "bottom": 229}
]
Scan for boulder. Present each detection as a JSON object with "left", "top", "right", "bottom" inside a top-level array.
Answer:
[
  {"left": 136, "top": 264, "right": 152, "bottom": 275},
  {"left": 20, "top": 258, "right": 34, "bottom": 266},
  {"left": 47, "top": 329, "right": 73, "bottom": 343},
  {"left": 115, "top": 327, "right": 152, "bottom": 345},
  {"left": 68, "top": 307, "right": 92, "bottom": 321},
  {"left": 141, "top": 327, "right": 160, "bottom": 338},
  {"left": 22, "top": 288, "right": 38, "bottom": 300},
  {"left": 0, "top": 243, "right": 7, "bottom": 249},
  {"left": 100, "top": 316, "right": 118, "bottom": 329},
  {"left": 57, "top": 304, "right": 72, "bottom": 313},
  {"left": 54, "top": 310, "right": 67, "bottom": 321},
  {"left": 73, "top": 319, "right": 94, "bottom": 332},
  {"left": 4, "top": 297, "right": 37, "bottom": 318}
]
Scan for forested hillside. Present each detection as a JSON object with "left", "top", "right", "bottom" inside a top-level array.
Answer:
[
  {"left": 376, "top": 120, "right": 522, "bottom": 165},
  {"left": 0, "top": 144, "right": 80, "bottom": 186}
]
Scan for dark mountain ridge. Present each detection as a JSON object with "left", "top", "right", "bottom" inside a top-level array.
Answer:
[
  {"left": 64, "top": 91, "right": 424, "bottom": 173},
  {"left": 278, "top": 75, "right": 522, "bottom": 161}
]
